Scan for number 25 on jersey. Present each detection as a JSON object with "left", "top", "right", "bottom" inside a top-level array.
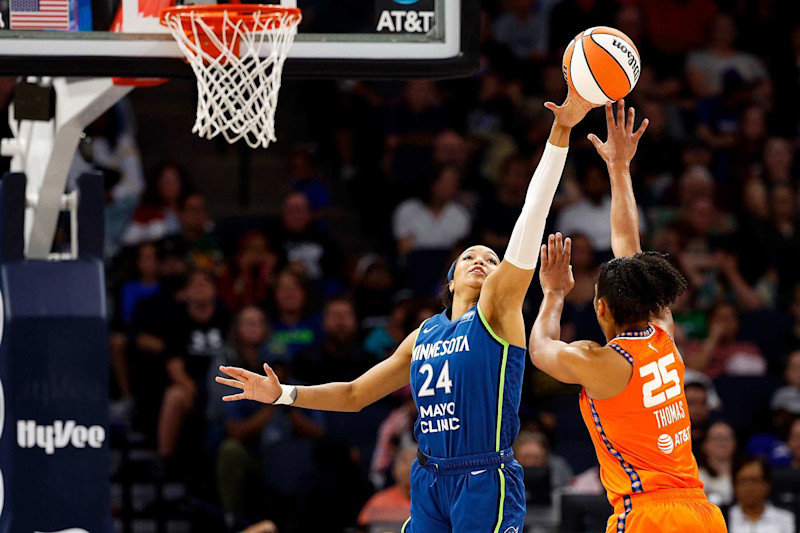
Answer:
[{"left": 640, "top": 353, "right": 681, "bottom": 408}]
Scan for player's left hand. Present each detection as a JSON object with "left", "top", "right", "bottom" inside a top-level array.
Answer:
[
  {"left": 539, "top": 232, "right": 574, "bottom": 296},
  {"left": 545, "top": 87, "right": 599, "bottom": 128},
  {"left": 588, "top": 99, "right": 649, "bottom": 167}
]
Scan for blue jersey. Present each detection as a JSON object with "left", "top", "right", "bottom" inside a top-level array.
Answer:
[{"left": 409, "top": 304, "right": 526, "bottom": 458}]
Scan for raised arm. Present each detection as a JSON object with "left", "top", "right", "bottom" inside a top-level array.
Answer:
[
  {"left": 528, "top": 233, "right": 632, "bottom": 398},
  {"left": 588, "top": 101, "right": 679, "bottom": 336},
  {"left": 216, "top": 329, "right": 417, "bottom": 413},
  {"left": 480, "top": 90, "right": 596, "bottom": 343},
  {"left": 588, "top": 100, "right": 648, "bottom": 258}
]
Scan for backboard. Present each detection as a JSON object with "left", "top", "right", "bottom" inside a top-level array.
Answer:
[{"left": 0, "top": 0, "right": 479, "bottom": 79}]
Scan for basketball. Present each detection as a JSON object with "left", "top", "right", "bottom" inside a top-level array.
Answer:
[{"left": 562, "top": 26, "right": 641, "bottom": 105}]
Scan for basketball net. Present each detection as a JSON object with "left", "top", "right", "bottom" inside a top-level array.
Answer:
[{"left": 160, "top": 5, "right": 301, "bottom": 149}]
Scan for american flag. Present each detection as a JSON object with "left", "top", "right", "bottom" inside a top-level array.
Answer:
[{"left": 10, "top": 0, "right": 70, "bottom": 30}]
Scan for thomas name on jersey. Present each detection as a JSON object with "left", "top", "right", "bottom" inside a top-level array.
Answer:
[
  {"left": 412, "top": 335, "right": 470, "bottom": 362},
  {"left": 653, "top": 400, "right": 686, "bottom": 429}
]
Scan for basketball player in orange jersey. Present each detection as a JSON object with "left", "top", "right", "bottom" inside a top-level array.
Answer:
[{"left": 529, "top": 100, "right": 728, "bottom": 533}]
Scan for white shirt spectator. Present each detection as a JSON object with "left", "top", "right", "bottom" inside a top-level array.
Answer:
[
  {"left": 686, "top": 50, "right": 768, "bottom": 94},
  {"left": 699, "top": 468, "right": 734, "bottom": 506},
  {"left": 728, "top": 503, "right": 795, "bottom": 533},
  {"left": 392, "top": 198, "right": 470, "bottom": 251},
  {"left": 555, "top": 195, "right": 646, "bottom": 253}
]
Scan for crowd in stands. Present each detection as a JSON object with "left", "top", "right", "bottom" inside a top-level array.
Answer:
[{"left": 38, "top": 0, "right": 800, "bottom": 531}]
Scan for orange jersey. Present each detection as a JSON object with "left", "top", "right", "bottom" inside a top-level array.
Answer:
[{"left": 579, "top": 323, "right": 703, "bottom": 510}]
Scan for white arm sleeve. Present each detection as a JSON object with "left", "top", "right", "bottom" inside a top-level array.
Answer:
[{"left": 503, "top": 142, "right": 569, "bottom": 270}]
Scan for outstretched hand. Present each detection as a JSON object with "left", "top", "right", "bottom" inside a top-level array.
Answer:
[
  {"left": 539, "top": 233, "right": 574, "bottom": 296},
  {"left": 587, "top": 99, "right": 649, "bottom": 166},
  {"left": 216, "top": 363, "right": 282, "bottom": 404},
  {"left": 545, "top": 87, "right": 599, "bottom": 128}
]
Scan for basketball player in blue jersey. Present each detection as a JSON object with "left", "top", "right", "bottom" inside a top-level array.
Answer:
[{"left": 216, "top": 89, "right": 597, "bottom": 532}]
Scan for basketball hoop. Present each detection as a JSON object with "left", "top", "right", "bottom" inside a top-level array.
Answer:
[{"left": 160, "top": 5, "right": 301, "bottom": 148}]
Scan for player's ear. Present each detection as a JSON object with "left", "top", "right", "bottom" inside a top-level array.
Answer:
[
  {"left": 449, "top": 280, "right": 455, "bottom": 293},
  {"left": 595, "top": 297, "right": 607, "bottom": 318}
]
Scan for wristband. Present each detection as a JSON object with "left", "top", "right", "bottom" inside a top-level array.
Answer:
[{"left": 272, "top": 384, "right": 297, "bottom": 405}]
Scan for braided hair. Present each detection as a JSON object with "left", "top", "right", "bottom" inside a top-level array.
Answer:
[{"left": 596, "top": 252, "right": 688, "bottom": 326}]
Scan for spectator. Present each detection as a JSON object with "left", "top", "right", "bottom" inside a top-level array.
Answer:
[
  {"left": 492, "top": 0, "right": 548, "bottom": 61},
  {"left": 633, "top": 100, "right": 683, "bottom": 195},
  {"left": 293, "top": 298, "right": 372, "bottom": 385},
  {"left": 781, "top": 287, "right": 800, "bottom": 357},
  {"left": 297, "top": 436, "right": 372, "bottom": 532},
  {"left": 771, "top": 350, "right": 800, "bottom": 420},
  {"left": 384, "top": 80, "right": 448, "bottom": 184},
  {"left": 728, "top": 458, "right": 795, "bottom": 533},
  {"left": 262, "top": 268, "right": 320, "bottom": 363},
  {"left": 684, "top": 380, "right": 718, "bottom": 455},
  {"left": 643, "top": 0, "right": 718, "bottom": 56},
  {"left": 686, "top": 14, "right": 769, "bottom": 97},
  {"left": 352, "top": 254, "right": 396, "bottom": 331},
  {"left": 357, "top": 445, "right": 415, "bottom": 528},
  {"left": 392, "top": 167, "right": 471, "bottom": 260},
  {"left": 288, "top": 145, "right": 331, "bottom": 225},
  {"left": 110, "top": 242, "right": 161, "bottom": 420},
  {"left": 514, "top": 431, "right": 573, "bottom": 493},
  {"left": 767, "top": 184, "right": 800, "bottom": 300},
  {"left": 161, "top": 192, "right": 224, "bottom": 275},
  {"left": 472, "top": 155, "right": 529, "bottom": 256},
  {"left": 683, "top": 303, "right": 767, "bottom": 378},
  {"left": 695, "top": 71, "right": 750, "bottom": 153},
  {"left": 240, "top": 521, "right": 278, "bottom": 533},
  {"left": 761, "top": 137, "right": 796, "bottom": 186},
  {"left": 218, "top": 231, "right": 278, "bottom": 313},
  {"left": 128, "top": 247, "right": 188, "bottom": 437},
  {"left": 392, "top": 166, "right": 471, "bottom": 295},
  {"left": 123, "top": 162, "right": 190, "bottom": 246},
  {"left": 158, "top": 270, "right": 230, "bottom": 461},
  {"left": 555, "top": 162, "right": 645, "bottom": 260},
  {"left": 118, "top": 242, "right": 161, "bottom": 325},
  {"left": 71, "top": 105, "right": 146, "bottom": 258},
  {"left": 563, "top": 233, "right": 604, "bottom": 343},
  {"left": 548, "top": 0, "right": 616, "bottom": 56},
  {"left": 787, "top": 418, "right": 800, "bottom": 470},
  {"left": 269, "top": 192, "right": 344, "bottom": 291},
  {"left": 217, "top": 306, "right": 325, "bottom": 521},
  {"left": 370, "top": 395, "right": 417, "bottom": 489},
  {"left": 364, "top": 297, "right": 413, "bottom": 361},
  {"left": 698, "top": 421, "right": 737, "bottom": 506}
]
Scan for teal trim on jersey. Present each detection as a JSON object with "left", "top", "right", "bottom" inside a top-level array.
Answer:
[
  {"left": 401, "top": 516, "right": 411, "bottom": 533},
  {"left": 476, "top": 304, "right": 509, "bottom": 452},
  {"left": 492, "top": 469, "right": 507, "bottom": 533}
]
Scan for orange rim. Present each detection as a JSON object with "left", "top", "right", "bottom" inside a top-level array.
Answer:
[{"left": 160, "top": 5, "right": 301, "bottom": 30}]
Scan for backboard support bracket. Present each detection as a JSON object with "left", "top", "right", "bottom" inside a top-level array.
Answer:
[{"left": 1, "top": 77, "right": 132, "bottom": 259}]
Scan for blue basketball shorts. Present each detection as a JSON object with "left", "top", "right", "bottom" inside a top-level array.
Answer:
[{"left": 401, "top": 449, "right": 526, "bottom": 533}]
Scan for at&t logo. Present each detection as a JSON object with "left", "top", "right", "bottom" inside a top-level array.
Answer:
[
  {"left": 657, "top": 433, "right": 674, "bottom": 455},
  {"left": 376, "top": 0, "right": 434, "bottom": 33}
]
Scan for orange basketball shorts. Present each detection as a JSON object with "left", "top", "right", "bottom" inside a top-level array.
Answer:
[{"left": 605, "top": 488, "right": 728, "bottom": 533}]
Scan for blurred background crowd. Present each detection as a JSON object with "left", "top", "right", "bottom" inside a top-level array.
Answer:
[{"left": 3, "top": 0, "right": 800, "bottom": 531}]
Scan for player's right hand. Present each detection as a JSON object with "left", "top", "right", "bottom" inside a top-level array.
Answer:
[
  {"left": 588, "top": 99, "right": 649, "bottom": 167},
  {"left": 545, "top": 86, "right": 599, "bottom": 128},
  {"left": 216, "top": 364, "right": 282, "bottom": 404}
]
